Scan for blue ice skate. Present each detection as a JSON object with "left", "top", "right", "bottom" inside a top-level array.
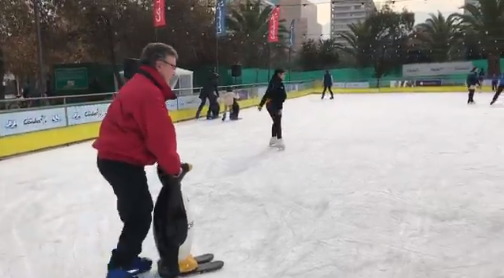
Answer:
[{"left": 107, "top": 257, "right": 153, "bottom": 278}]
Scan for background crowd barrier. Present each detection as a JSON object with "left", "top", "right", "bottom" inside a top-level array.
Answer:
[{"left": 0, "top": 80, "right": 315, "bottom": 159}]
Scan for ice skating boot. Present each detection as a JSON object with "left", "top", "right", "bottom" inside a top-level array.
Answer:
[
  {"left": 106, "top": 256, "right": 152, "bottom": 278},
  {"left": 269, "top": 137, "right": 277, "bottom": 147},
  {"left": 274, "top": 139, "right": 285, "bottom": 150},
  {"left": 157, "top": 259, "right": 181, "bottom": 278}
]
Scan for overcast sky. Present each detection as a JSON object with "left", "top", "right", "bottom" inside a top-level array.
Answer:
[{"left": 312, "top": 0, "right": 464, "bottom": 36}]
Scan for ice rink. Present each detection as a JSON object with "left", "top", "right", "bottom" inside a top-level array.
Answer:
[{"left": 3, "top": 92, "right": 504, "bottom": 278}]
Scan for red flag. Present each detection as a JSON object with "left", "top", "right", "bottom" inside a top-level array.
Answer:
[
  {"left": 268, "top": 6, "right": 280, "bottom": 43},
  {"left": 153, "top": 0, "right": 166, "bottom": 27}
]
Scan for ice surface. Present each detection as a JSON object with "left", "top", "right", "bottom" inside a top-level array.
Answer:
[{"left": 2, "top": 93, "right": 504, "bottom": 278}]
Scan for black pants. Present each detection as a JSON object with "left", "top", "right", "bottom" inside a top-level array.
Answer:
[
  {"left": 468, "top": 88, "right": 475, "bottom": 103},
  {"left": 491, "top": 86, "right": 504, "bottom": 104},
  {"left": 266, "top": 102, "right": 282, "bottom": 139},
  {"left": 321, "top": 85, "right": 333, "bottom": 98},
  {"left": 207, "top": 99, "right": 220, "bottom": 119},
  {"left": 195, "top": 97, "right": 206, "bottom": 118},
  {"left": 97, "top": 158, "right": 153, "bottom": 269},
  {"left": 230, "top": 100, "right": 240, "bottom": 119}
]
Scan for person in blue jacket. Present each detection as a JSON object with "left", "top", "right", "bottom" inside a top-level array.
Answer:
[
  {"left": 490, "top": 73, "right": 504, "bottom": 105},
  {"left": 321, "top": 70, "right": 334, "bottom": 99},
  {"left": 466, "top": 67, "right": 480, "bottom": 104}
]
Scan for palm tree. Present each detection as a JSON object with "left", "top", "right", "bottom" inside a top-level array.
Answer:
[
  {"left": 454, "top": 0, "right": 504, "bottom": 74},
  {"left": 226, "top": 0, "right": 288, "bottom": 68},
  {"left": 339, "top": 7, "right": 414, "bottom": 83},
  {"left": 298, "top": 38, "right": 340, "bottom": 70},
  {"left": 414, "top": 12, "right": 460, "bottom": 62},
  {"left": 339, "top": 21, "right": 375, "bottom": 68}
]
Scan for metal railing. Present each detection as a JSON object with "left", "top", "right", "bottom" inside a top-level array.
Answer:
[{"left": 0, "top": 80, "right": 314, "bottom": 113}]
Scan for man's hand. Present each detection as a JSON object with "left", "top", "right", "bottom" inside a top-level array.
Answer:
[{"left": 157, "top": 163, "right": 193, "bottom": 186}]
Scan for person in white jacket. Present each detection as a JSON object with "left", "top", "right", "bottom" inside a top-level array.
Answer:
[{"left": 221, "top": 90, "right": 240, "bottom": 121}]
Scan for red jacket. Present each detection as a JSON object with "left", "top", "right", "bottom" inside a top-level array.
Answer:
[{"left": 92, "top": 66, "right": 181, "bottom": 175}]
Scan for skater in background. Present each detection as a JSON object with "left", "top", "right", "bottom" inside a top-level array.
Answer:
[
  {"left": 467, "top": 67, "right": 479, "bottom": 104},
  {"left": 491, "top": 73, "right": 498, "bottom": 92},
  {"left": 93, "top": 43, "right": 183, "bottom": 278},
  {"left": 221, "top": 89, "right": 240, "bottom": 121},
  {"left": 478, "top": 67, "right": 486, "bottom": 93},
  {"left": 195, "top": 73, "right": 220, "bottom": 119},
  {"left": 258, "top": 69, "right": 287, "bottom": 149},
  {"left": 321, "top": 70, "right": 334, "bottom": 99},
  {"left": 490, "top": 73, "right": 504, "bottom": 105}
]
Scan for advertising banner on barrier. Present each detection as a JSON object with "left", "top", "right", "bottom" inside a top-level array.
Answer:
[
  {"left": 403, "top": 61, "right": 473, "bottom": 77},
  {"left": 390, "top": 80, "right": 414, "bottom": 87},
  {"left": 235, "top": 89, "right": 249, "bottom": 100},
  {"left": 67, "top": 103, "right": 110, "bottom": 125},
  {"left": 346, "top": 82, "right": 369, "bottom": 88},
  {"left": 333, "top": 82, "right": 369, "bottom": 88},
  {"left": 177, "top": 95, "right": 200, "bottom": 110},
  {"left": 0, "top": 107, "right": 66, "bottom": 136},
  {"left": 415, "top": 79, "right": 442, "bottom": 86},
  {"left": 166, "top": 99, "right": 178, "bottom": 111}
]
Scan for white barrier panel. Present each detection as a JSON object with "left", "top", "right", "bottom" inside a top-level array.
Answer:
[
  {"left": 257, "top": 86, "right": 267, "bottom": 98},
  {"left": 166, "top": 99, "right": 178, "bottom": 111},
  {"left": 67, "top": 103, "right": 110, "bottom": 125},
  {"left": 333, "top": 82, "right": 369, "bottom": 88},
  {"left": 403, "top": 61, "right": 473, "bottom": 77},
  {"left": 0, "top": 107, "right": 66, "bottom": 136},
  {"left": 346, "top": 82, "right": 369, "bottom": 88},
  {"left": 177, "top": 95, "right": 201, "bottom": 110}
]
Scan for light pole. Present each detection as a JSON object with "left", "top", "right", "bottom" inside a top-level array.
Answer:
[{"left": 34, "top": 0, "right": 46, "bottom": 95}]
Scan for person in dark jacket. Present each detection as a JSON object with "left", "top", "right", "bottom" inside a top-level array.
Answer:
[
  {"left": 258, "top": 69, "right": 287, "bottom": 149},
  {"left": 322, "top": 70, "right": 334, "bottom": 99},
  {"left": 490, "top": 73, "right": 504, "bottom": 105},
  {"left": 93, "top": 43, "right": 182, "bottom": 278},
  {"left": 467, "top": 67, "right": 479, "bottom": 104},
  {"left": 491, "top": 73, "right": 498, "bottom": 92},
  {"left": 195, "top": 73, "right": 220, "bottom": 119}
]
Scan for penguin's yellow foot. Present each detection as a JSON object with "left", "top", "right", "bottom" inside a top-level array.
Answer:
[{"left": 179, "top": 254, "right": 198, "bottom": 273}]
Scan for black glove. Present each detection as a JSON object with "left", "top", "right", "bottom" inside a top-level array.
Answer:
[{"left": 157, "top": 163, "right": 193, "bottom": 186}]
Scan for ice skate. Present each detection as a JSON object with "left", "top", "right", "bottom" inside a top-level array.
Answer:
[
  {"left": 269, "top": 137, "right": 277, "bottom": 147},
  {"left": 156, "top": 259, "right": 181, "bottom": 278},
  {"left": 106, "top": 256, "right": 152, "bottom": 278},
  {"left": 273, "top": 139, "right": 285, "bottom": 150}
]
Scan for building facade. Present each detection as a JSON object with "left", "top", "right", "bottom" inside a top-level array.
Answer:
[
  {"left": 277, "top": 0, "right": 323, "bottom": 51},
  {"left": 330, "top": 0, "right": 376, "bottom": 45}
]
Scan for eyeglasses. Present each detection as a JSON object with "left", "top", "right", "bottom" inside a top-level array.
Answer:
[{"left": 159, "top": 59, "right": 176, "bottom": 70}]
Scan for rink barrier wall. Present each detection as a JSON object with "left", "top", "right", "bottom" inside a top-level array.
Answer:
[{"left": 0, "top": 88, "right": 313, "bottom": 159}]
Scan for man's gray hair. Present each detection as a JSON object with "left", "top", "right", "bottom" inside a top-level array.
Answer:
[{"left": 139, "top": 42, "right": 178, "bottom": 67}]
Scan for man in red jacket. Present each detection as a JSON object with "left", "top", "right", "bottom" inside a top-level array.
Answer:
[{"left": 93, "top": 43, "right": 181, "bottom": 278}]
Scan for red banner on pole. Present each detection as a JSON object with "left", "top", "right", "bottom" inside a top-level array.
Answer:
[
  {"left": 153, "top": 0, "right": 166, "bottom": 27},
  {"left": 268, "top": 6, "right": 280, "bottom": 43}
]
